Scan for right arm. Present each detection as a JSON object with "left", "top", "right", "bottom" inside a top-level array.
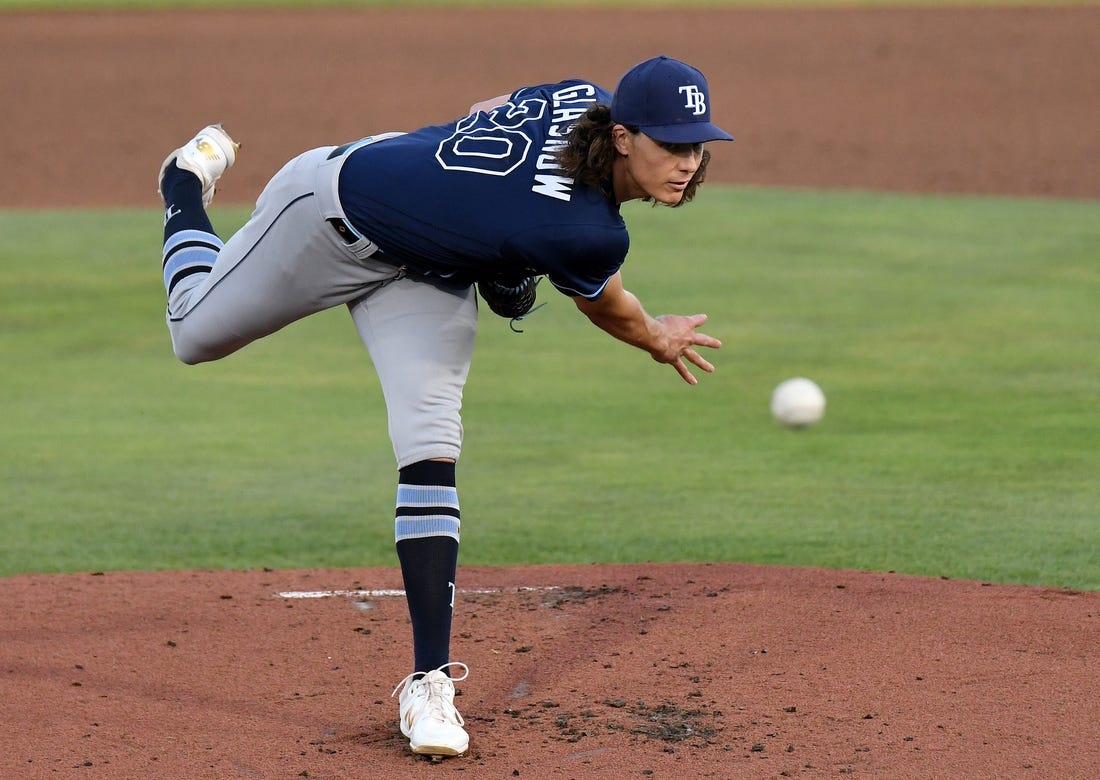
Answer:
[{"left": 573, "top": 272, "right": 721, "bottom": 385}]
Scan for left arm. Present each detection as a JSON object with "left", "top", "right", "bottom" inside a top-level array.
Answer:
[{"left": 468, "top": 94, "right": 512, "bottom": 115}]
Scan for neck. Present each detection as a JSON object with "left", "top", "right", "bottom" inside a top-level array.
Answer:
[{"left": 610, "top": 157, "right": 641, "bottom": 204}]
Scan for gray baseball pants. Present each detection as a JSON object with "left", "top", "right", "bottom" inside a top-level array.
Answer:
[{"left": 165, "top": 141, "right": 478, "bottom": 467}]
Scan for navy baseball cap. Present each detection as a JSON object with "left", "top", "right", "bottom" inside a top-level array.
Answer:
[{"left": 611, "top": 55, "right": 733, "bottom": 144}]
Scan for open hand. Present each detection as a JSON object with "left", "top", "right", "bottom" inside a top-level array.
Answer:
[{"left": 653, "top": 313, "right": 722, "bottom": 385}]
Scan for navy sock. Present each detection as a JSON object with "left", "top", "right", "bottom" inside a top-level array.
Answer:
[
  {"left": 395, "top": 460, "right": 460, "bottom": 675},
  {"left": 160, "top": 161, "right": 214, "bottom": 239},
  {"left": 159, "top": 161, "right": 222, "bottom": 297}
]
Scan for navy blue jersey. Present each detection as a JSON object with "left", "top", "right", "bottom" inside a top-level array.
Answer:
[{"left": 337, "top": 80, "right": 627, "bottom": 299}]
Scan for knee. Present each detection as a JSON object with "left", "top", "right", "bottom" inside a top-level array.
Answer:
[
  {"left": 175, "top": 352, "right": 204, "bottom": 366},
  {"left": 171, "top": 336, "right": 224, "bottom": 365},
  {"left": 173, "top": 345, "right": 201, "bottom": 365}
]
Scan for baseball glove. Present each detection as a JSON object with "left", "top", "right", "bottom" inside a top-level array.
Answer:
[{"left": 477, "top": 274, "right": 539, "bottom": 321}]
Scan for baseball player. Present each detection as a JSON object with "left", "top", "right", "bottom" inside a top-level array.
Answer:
[{"left": 155, "top": 54, "right": 730, "bottom": 757}]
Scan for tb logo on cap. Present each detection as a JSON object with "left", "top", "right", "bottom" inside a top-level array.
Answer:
[{"left": 678, "top": 85, "right": 707, "bottom": 116}]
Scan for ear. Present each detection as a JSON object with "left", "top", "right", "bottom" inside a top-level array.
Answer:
[{"left": 611, "top": 124, "right": 633, "bottom": 156}]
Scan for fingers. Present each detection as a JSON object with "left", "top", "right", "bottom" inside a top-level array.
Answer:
[
  {"left": 658, "top": 313, "right": 720, "bottom": 384},
  {"left": 673, "top": 314, "right": 721, "bottom": 351},
  {"left": 687, "top": 315, "right": 722, "bottom": 349},
  {"left": 693, "top": 333, "right": 722, "bottom": 350},
  {"left": 673, "top": 358, "right": 698, "bottom": 385},
  {"left": 671, "top": 349, "right": 715, "bottom": 385},
  {"left": 684, "top": 348, "right": 715, "bottom": 374}
]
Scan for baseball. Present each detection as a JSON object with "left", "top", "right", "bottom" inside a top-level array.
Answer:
[{"left": 770, "top": 377, "right": 826, "bottom": 428}]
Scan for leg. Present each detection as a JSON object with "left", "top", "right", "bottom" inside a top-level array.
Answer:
[
  {"left": 350, "top": 277, "right": 477, "bottom": 756},
  {"left": 395, "top": 458, "right": 460, "bottom": 674},
  {"left": 159, "top": 126, "right": 237, "bottom": 328},
  {"left": 351, "top": 276, "right": 477, "bottom": 667},
  {"left": 392, "top": 458, "right": 469, "bottom": 757},
  {"left": 349, "top": 278, "right": 478, "bottom": 468},
  {"left": 158, "top": 138, "right": 400, "bottom": 364}
]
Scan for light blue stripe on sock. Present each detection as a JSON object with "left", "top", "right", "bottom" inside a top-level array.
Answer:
[
  {"left": 163, "top": 246, "right": 218, "bottom": 290},
  {"left": 396, "top": 484, "right": 459, "bottom": 509},
  {"left": 395, "top": 514, "right": 461, "bottom": 543},
  {"left": 162, "top": 229, "right": 224, "bottom": 291},
  {"left": 163, "top": 229, "right": 224, "bottom": 254}
]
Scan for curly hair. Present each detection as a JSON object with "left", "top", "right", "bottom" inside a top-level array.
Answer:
[{"left": 552, "top": 104, "right": 711, "bottom": 207}]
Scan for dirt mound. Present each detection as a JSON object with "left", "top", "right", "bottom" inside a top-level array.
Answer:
[{"left": 3, "top": 564, "right": 1097, "bottom": 778}]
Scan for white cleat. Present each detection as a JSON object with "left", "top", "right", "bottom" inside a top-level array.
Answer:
[
  {"left": 157, "top": 123, "right": 240, "bottom": 207},
  {"left": 392, "top": 662, "right": 470, "bottom": 757}
]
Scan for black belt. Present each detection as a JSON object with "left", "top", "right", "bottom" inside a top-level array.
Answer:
[
  {"left": 327, "top": 216, "right": 361, "bottom": 245},
  {"left": 324, "top": 142, "right": 401, "bottom": 266},
  {"left": 325, "top": 140, "right": 367, "bottom": 245},
  {"left": 327, "top": 141, "right": 357, "bottom": 160},
  {"left": 326, "top": 217, "right": 404, "bottom": 270}
]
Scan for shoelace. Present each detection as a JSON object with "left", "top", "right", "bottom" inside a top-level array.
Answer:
[{"left": 392, "top": 662, "right": 470, "bottom": 726}]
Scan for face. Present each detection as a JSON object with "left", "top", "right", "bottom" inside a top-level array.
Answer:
[{"left": 611, "top": 127, "right": 704, "bottom": 205}]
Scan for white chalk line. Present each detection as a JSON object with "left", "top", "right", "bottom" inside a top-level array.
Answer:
[{"left": 277, "top": 586, "right": 562, "bottom": 599}]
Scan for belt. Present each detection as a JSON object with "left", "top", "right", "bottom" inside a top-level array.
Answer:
[
  {"left": 324, "top": 139, "right": 371, "bottom": 246},
  {"left": 326, "top": 216, "right": 404, "bottom": 270},
  {"left": 326, "top": 141, "right": 357, "bottom": 160},
  {"left": 324, "top": 138, "right": 403, "bottom": 268},
  {"left": 327, "top": 216, "right": 361, "bottom": 245}
]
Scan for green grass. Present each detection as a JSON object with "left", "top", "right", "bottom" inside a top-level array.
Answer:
[{"left": 2, "top": 188, "right": 1098, "bottom": 588}]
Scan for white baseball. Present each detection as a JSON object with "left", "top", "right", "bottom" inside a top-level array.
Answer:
[{"left": 770, "top": 377, "right": 826, "bottom": 428}]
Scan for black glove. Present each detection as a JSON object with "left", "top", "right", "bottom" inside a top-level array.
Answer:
[{"left": 477, "top": 275, "right": 539, "bottom": 320}]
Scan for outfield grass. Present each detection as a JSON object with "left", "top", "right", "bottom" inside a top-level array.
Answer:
[{"left": 1, "top": 187, "right": 1097, "bottom": 587}]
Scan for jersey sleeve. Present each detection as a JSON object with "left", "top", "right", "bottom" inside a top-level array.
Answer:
[{"left": 502, "top": 222, "right": 629, "bottom": 300}]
